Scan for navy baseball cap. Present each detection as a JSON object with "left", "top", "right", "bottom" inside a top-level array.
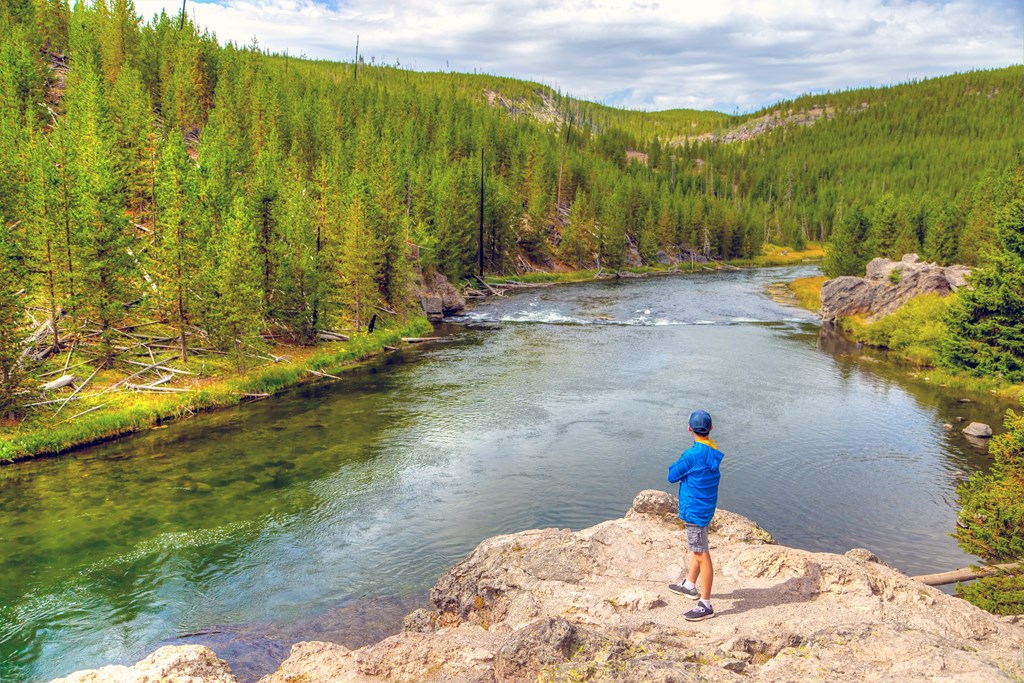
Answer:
[{"left": 688, "top": 410, "right": 712, "bottom": 436}]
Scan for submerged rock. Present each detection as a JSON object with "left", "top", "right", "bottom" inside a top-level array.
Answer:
[
  {"left": 53, "top": 491, "right": 1024, "bottom": 683},
  {"left": 963, "top": 422, "right": 993, "bottom": 438},
  {"left": 820, "top": 254, "right": 969, "bottom": 322}
]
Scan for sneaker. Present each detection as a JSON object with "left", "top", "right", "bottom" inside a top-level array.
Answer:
[
  {"left": 684, "top": 602, "right": 715, "bottom": 621},
  {"left": 668, "top": 582, "right": 700, "bottom": 599}
]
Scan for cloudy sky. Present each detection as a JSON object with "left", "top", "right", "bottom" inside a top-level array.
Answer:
[{"left": 134, "top": 0, "right": 1023, "bottom": 113}]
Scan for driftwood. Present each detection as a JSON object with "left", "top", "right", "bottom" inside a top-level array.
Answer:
[
  {"left": 54, "top": 364, "right": 101, "bottom": 415},
  {"left": 318, "top": 331, "right": 350, "bottom": 342},
  {"left": 40, "top": 374, "right": 77, "bottom": 391},
  {"left": 241, "top": 392, "right": 270, "bottom": 401},
  {"left": 401, "top": 337, "right": 443, "bottom": 343},
  {"left": 306, "top": 369, "right": 342, "bottom": 380},
  {"left": 474, "top": 275, "right": 503, "bottom": 297},
  {"left": 126, "top": 383, "right": 191, "bottom": 393},
  {"left": 67, "top": 401, "right": 112, "bottom": 421},
  {"left": 911, "top": 562, "right": 1023, "bottom": 587},
  {"left": 122, "top": 359, "right": 196, "bottom": 375}
]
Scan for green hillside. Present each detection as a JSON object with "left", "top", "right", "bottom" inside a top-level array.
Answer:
[{"left": 0, "top": 0, "right": 1020, "bottom": 425}]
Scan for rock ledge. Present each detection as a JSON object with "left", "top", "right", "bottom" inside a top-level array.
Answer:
[
  {"left": 820, "top": 254, "right": 969, "bottom": 322},
  {"left": 54, "top": 490, "right": 1024, "bottom": 683}
]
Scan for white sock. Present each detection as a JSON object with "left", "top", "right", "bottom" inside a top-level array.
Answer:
[
  {"left": 699, "top": 599, "right": 712, "bottom": 609},
  {"left": 683, "top": 579, "right": 696, "bottom": 590}
]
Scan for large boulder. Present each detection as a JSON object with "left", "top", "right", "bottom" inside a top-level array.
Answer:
[
  {"left": 820, "top": 254, "right": 969, "bottom": 322},
  {"left": 417, "top": 272, "right": 466, "bottom": 319}
]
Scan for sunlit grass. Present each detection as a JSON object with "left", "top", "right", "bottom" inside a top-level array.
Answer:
[
  {"left": 0, "top": 318, "right": 433, "bottom": 462},
  {"left": 787, "top": 275, "right": 827, "bottom": 311}
]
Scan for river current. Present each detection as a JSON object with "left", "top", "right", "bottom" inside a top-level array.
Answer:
[{"left": 0, "top": 265, "right": 1004, "bottom": 681}]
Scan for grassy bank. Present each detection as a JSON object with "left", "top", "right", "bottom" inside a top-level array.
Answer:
[
  {"left": 785, "top": 276, "right": 1024, "bottom": 399},
  {"left": 1, "top": 318, "right": 433, "bottom": 463},
  {"left": 482, "top": 244, "right": 826, "bottom": 288}
]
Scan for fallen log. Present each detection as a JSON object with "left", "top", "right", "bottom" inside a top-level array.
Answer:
[
  {"left": 122, "top": 359, "right": 196, "bottom": 375},
  {"left": 474, "top": 275, "right": 503, "bottom": 297},
  {"left": 401, "top": 337, "right": 443, "bottom": 343},
  {"left": 67, "top": 401, "right": 111, "bottom": 421},
  {"left": 40, "top": 374, "right": 76, "bottom": 391},
  {"left": 318, "top": 331, "right": 350, "bottom": 342},
  {"left": 306, "top": 369, "right": 342, "bottom": 380},
  {"left": 911, "top": 562, "right": 1023, "bottom": 586}
]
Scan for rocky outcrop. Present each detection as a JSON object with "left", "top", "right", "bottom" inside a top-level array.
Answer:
[
  {"left": 54, "top": 490, "right": 1024, "bottom": 683},
  {"left": 417, "top": 272, "right": 466, "bottom": 320},
  {"left": 52, "top": 645, "right": 236, "bottom": 683},
  {"left": 820, "top": 254, "right": 970, "bottom": 322}
]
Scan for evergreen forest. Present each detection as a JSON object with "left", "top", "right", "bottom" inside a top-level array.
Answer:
[{"left": 0, "top": 0, "right": 1021, "bottom": 420}]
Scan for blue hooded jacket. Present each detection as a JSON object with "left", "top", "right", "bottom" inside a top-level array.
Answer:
[{"left": 668, "top": 435, "right": 724, "bottom": 527}]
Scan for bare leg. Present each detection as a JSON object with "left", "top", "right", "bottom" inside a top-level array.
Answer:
[
  {"left": 692, "top": 551, "right": 714, "bottom": 600},
  {"left": 686, "top": 552, "right": 701, "bottom": 584}
]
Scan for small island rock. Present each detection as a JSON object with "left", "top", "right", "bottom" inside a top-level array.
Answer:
[{"left": 963, "top": 422, "right": 993, "bottom": 438}]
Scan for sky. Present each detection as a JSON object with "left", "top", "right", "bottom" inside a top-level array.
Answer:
[{"left": 133, "top": 0, "right": 1023, "bottom": 113}]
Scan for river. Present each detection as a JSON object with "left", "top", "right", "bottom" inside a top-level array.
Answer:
[{"left": 0, "top": 265, "right": 1005, "bottom": 682}]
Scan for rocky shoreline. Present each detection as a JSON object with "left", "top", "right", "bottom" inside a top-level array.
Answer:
[{"left": 53, "top": 490, "right": 1024, "bottom": 682}]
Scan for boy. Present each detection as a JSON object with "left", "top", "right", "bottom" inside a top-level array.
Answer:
[{"left": 667, "top": 409, "right": 723, "bottom": 621}]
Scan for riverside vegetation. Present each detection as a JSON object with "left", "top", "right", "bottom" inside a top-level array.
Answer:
[{"left": 1, "top": 0, "right": 1023, "bottom": 618}]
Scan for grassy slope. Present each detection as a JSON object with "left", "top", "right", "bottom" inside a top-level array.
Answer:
[{"left": 1, "top": 318, "right": 432, "bottom": 463}]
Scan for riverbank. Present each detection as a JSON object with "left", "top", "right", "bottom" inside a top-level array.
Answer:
[
  {"left": 53, "top": 490, "right": 1024, "bottom": 683},
  {"left": 0, "top": 317, "right": 434, "bottom": 463},
  {"left": 785, "top": 276, "right": 1024, "bottom": 399},
  {"left": 479, "top": 243, "right": 825, "bottom": 287}
]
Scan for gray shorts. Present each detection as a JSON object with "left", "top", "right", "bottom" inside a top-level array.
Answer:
[{"left": 685, "top": 523, "right": 710, "bottom": 553}]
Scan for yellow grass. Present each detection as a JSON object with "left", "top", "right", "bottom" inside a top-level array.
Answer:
[{"left": 787, "top": 276, "right": 826, "bottom": 311}]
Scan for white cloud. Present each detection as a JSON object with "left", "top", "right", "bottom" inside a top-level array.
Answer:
[{"left": 134, "top": 0, "right": 1023, "bottom": 112}]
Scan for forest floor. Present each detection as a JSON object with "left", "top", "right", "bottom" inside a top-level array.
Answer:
[{"left": 1, "top": 318, "right": 433, "bottom": 464}]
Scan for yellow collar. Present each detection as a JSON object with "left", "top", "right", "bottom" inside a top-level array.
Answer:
[{"left": 694, "top": 434, "right": 718, "bottom": 450}]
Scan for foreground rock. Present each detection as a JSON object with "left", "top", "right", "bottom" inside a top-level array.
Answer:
[
  {"left": 54, "top": 490, "right": 1024, "bottom": 682},
  {"left": 820, "top": 254, "right": 969, "bottom": 322}
]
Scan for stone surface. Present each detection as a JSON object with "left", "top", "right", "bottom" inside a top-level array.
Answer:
[
  {"left": 51, "top": 645, "right": 237, "bottom": 683},
  {"left": 820, "top": 254, "right": 970, "bottom": 322},
  {"left": 963, "top": 422, "right": 993, "bottom": 438},
  {"left": 54, "top": 490, "right": 1024, "bottom": 683},
  {"left": 417, "top": 272, "right": 465, "bottom": 319}
]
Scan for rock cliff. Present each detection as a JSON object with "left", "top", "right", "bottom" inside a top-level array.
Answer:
[
  {"left": 54, "top": 490, "right": 1024, "bottom": 683},
  {"left": 820, "top": 254, "right": 969, "bottom": 322}
]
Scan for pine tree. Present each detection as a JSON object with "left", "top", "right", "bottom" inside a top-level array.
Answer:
[
  {"left": 153, "top": 130, "right": 198, "bottom": 359},
  {"left": 65, "top": 55, "right": 135, "bottom": 366},
  {"left": 940, "top": 197, "right": 1024, "bottom": 381},
  {"left": 211, "top": 196, "right": 263, "bottom": 367},
  {"left": 823, "top": 205, "right": 872, "bottom": 277},
  {"left": 559, "top": 190, "right": 596, "bottom": 269},
  {"left": 0, "top": 222, "right": 27, "bottom": 418},
  {"left": 954, "top": 407, "right": 1024, "bottom": 614},
  {"left": 338, "top": 179, "right": 381, "bottom": 331}
]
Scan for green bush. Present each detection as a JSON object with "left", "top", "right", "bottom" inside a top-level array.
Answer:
[
  {"left": 843, "top": 293, "right": 952, "bottom": 366},
  {"left": 955, "top": 405, "right": 1024, "bottom": 614},
  {"left": 956, "top": 572, "right": 1024, "bottom": 615}
]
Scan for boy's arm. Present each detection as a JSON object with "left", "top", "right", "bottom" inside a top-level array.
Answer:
[{"left": 668, "top": 450, "right": 694, "bottom": 483}]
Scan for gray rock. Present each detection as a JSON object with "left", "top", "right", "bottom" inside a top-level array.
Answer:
[
  {"left": 403, "top": 607, "right": 439, "bottom": 633},
  {"left": 963, "top": 422, "right": 993, "bottom": 438},
  {"left": 493, "top": 617, "right": 579, "bottom": 682},
  {"left": 421, "top": 295, "right": 443, "bottom": 320},
  {"left": 820, "top": 255, "right": 970, "bottom": 322},
  {"left": 844, "top": 548, "right": 882, "bottom": 564}
]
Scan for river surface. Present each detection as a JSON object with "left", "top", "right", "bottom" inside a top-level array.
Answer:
[{"left": 0, "top": 265, "right": 1006, "bottom": 682}]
